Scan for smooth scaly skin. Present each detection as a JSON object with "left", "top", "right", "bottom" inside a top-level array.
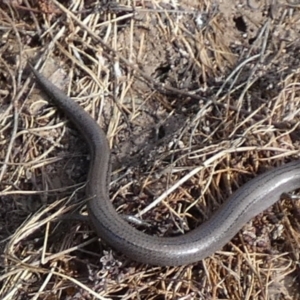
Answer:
[{"left": 29, "top": 64, "right": 300, "bottom": 266}]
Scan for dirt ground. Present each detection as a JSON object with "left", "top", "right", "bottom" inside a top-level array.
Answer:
[{"left": 1, "top": 0, "right": 300, "bottom": 299}]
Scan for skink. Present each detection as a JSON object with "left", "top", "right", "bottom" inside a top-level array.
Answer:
[{"left": 29, "top": 64, "right": 300, "bottom": 266}]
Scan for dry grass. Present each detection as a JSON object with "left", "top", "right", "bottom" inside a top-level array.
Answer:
[{"left": 0, "top": 0, "right": 300, "bottom": 299}]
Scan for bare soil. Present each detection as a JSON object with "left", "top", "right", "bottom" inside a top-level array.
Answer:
[{"left": 1, "top": 0, "right": 300, "bottom": 299}]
